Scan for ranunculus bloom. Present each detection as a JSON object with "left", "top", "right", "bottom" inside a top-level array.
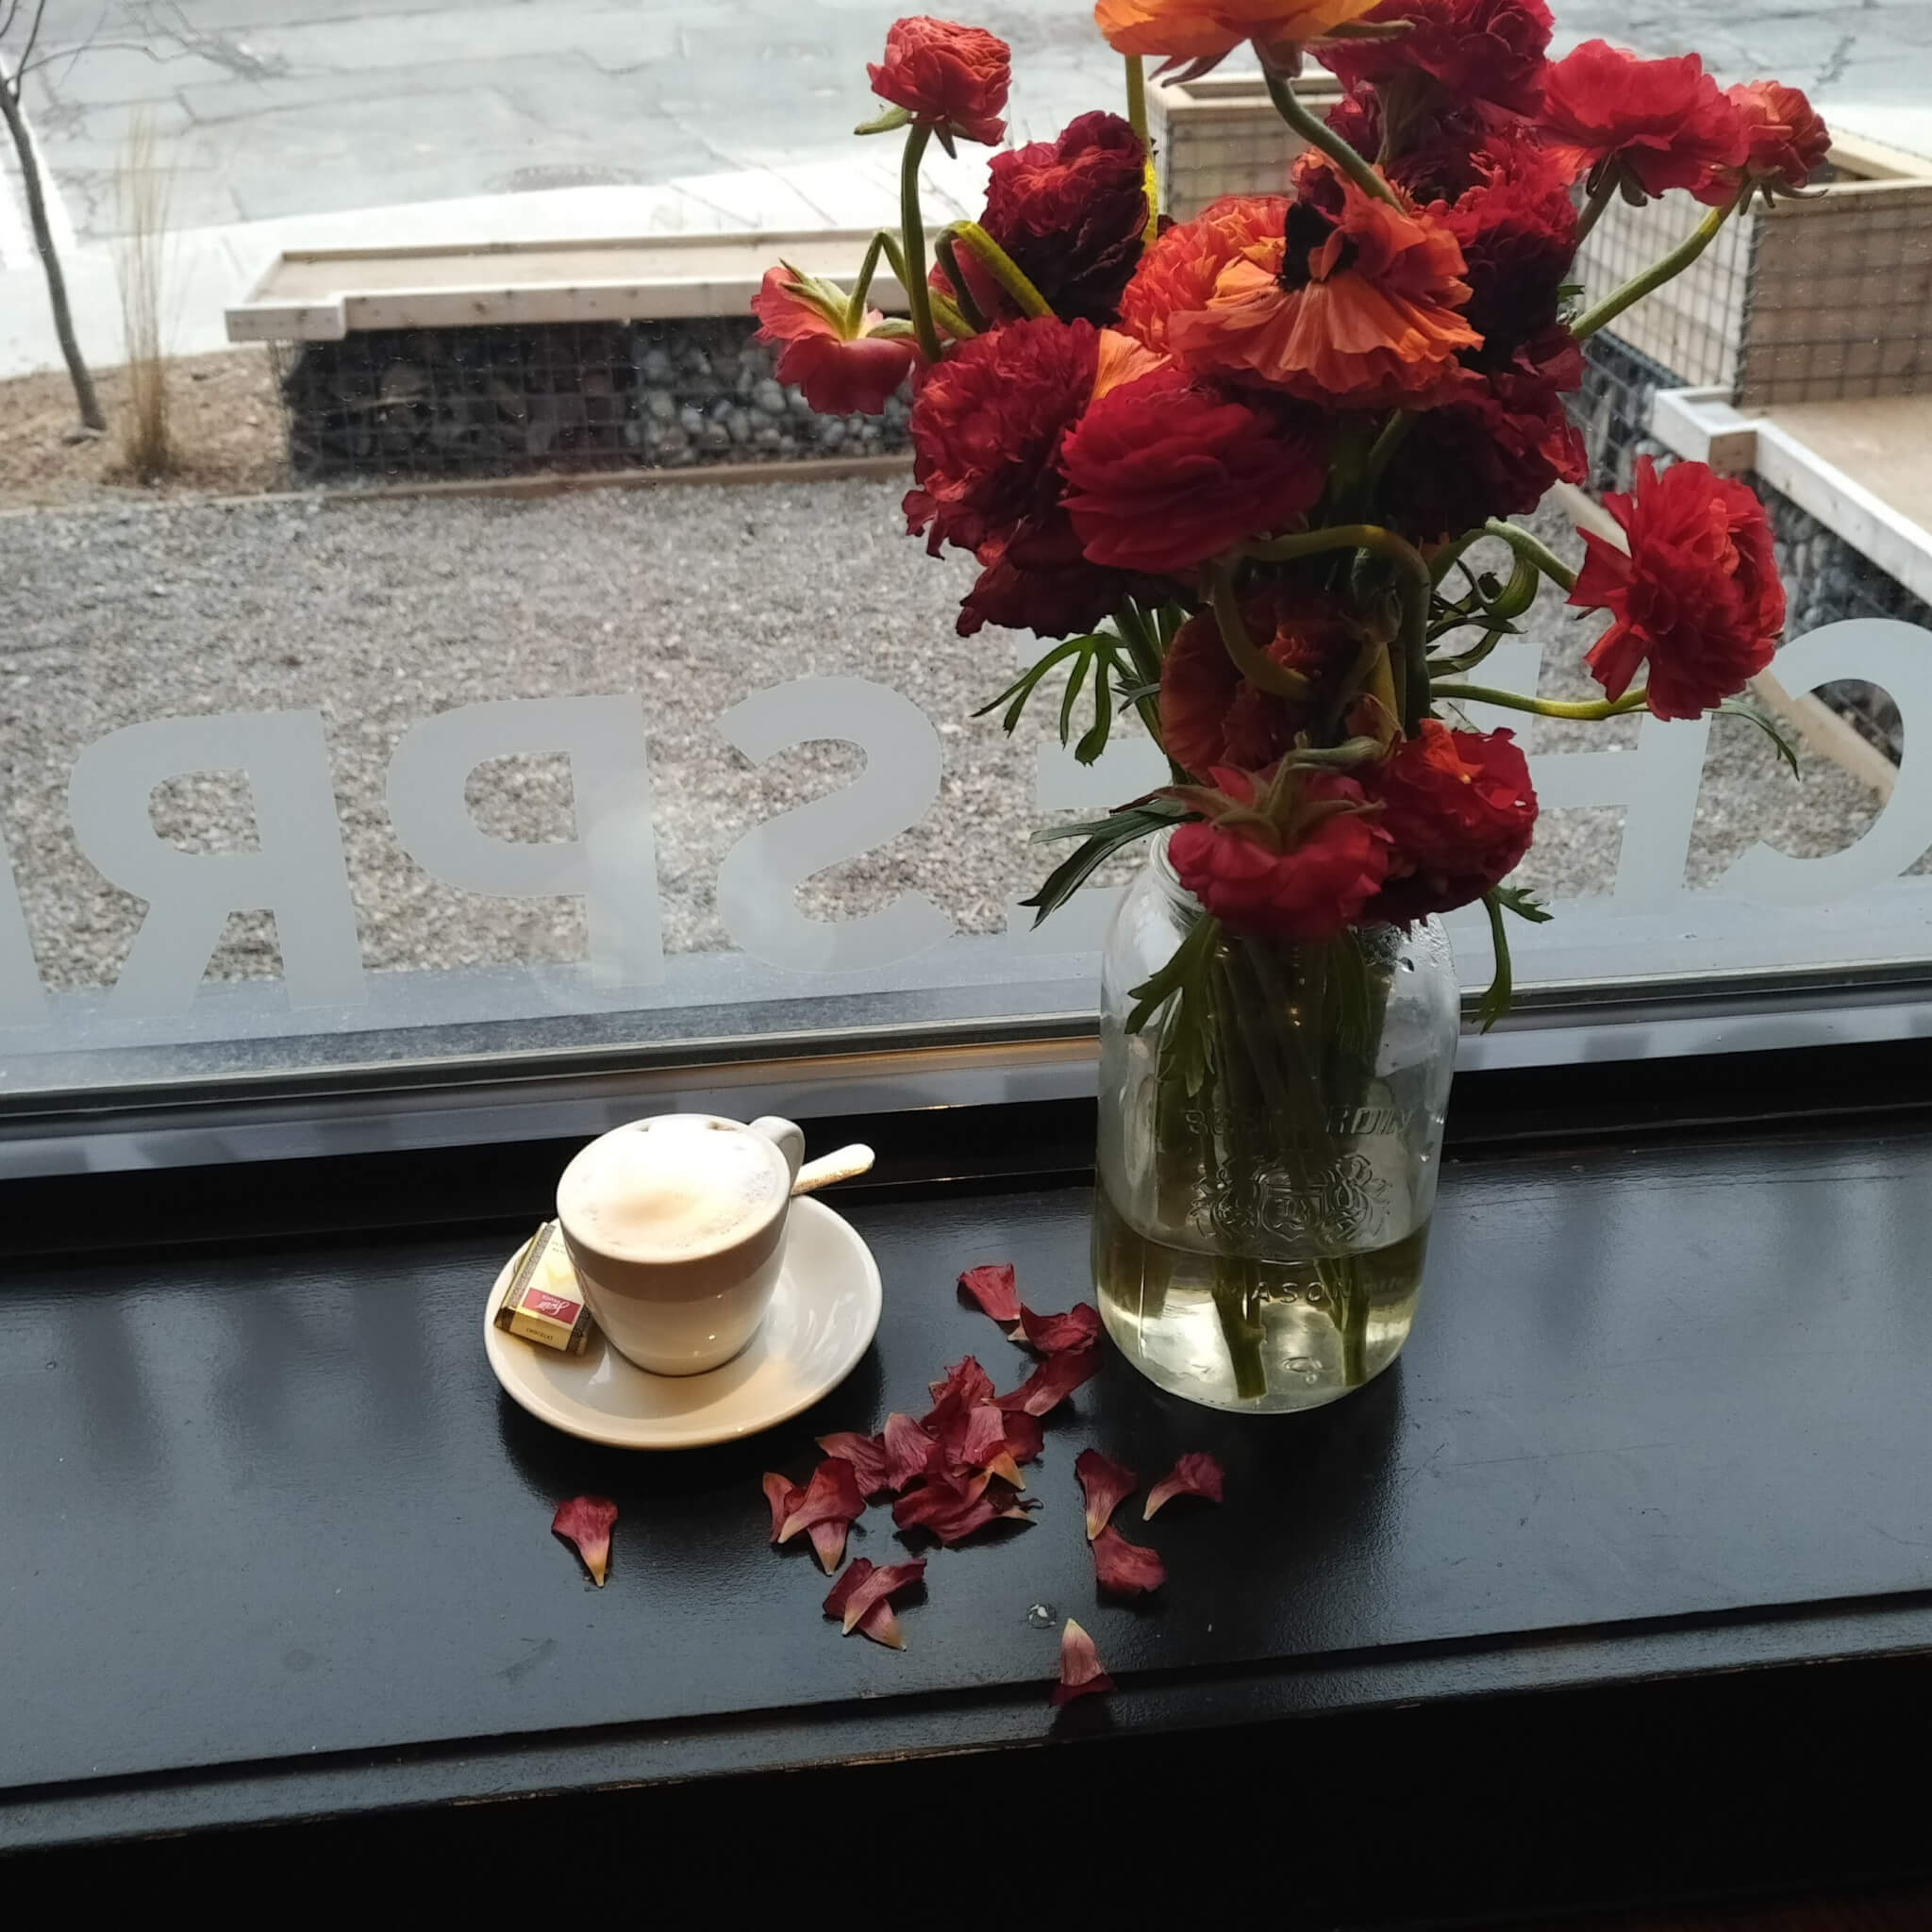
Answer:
[
  {"left": 1365, "top": 722, "right": 1538, "bottom": 920},
  {"left": 868, "top": 15, "right": 1011, "bottom": 146},
  {"left": 1117, "top": 193, "right": 1289, "bottom": 355},
  {"left": 974, "top": 111, "right": 1151, "bottom": 326},
  {"left": 1538, "top": 41, "right": 1748, "bottom": 198},
  {"left": 1318, "top": 0, "right": 1553, "bottom": 118},
  {"left": 1168, "top": 767, "right": 1393, "bottom": 941},
  {"left": 1696, "top": 80, "right": 1830, "bottom": 206},
  {"left": 1095, "top": 0, "right": 1385, "bottom": 73},
  {"left": 1572, "top": 458, "right": 1785, "bottom": 720},
  {"left": 751, "top": 266, "right": 921, "bottom": 417},
  {"left": 1164, "top": 175, "right": 1481, "bottom": 408},
  {"left": 1059, "top": 365, "right": 1325, "bottom": 573},
  {"left": 1158, "top": 588, "right": 1358, "bottom": 778}
]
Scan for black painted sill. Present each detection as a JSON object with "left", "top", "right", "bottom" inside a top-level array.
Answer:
[{"left": 6, "top": 1046, "right": 1932, "bottom": 1923}]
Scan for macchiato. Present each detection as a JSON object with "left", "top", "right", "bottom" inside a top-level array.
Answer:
[{"left": 558, "top": 1115, "right": 787, "bottom": 1263}]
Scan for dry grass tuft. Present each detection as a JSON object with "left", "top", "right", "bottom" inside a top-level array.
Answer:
[{"left": 114, "top": 111, "right": 177, "bottom": 483}]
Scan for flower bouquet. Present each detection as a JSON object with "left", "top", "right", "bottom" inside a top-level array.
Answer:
[{"left": 756, "top": 6, "right": 1825, "bottom": 1411}]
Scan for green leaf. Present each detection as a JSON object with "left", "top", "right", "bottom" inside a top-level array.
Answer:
[
  {"left": 1125, "top": 912, "right": 1221, "bottom": 1034},
  {"left": 1491, "top": 883, "right": 1554, "bottom": 925},
  {"left": 854, "top": 105, "right": 913, "bottom": 136},
  {"left": 1074, "top": 656, "right": 1115, "bottom": 765},
  {"left": 1058, "top": 641, "right": 1094, "bottom": 747},
  {"left": 1718, "top": 698, "right": 1803, "bottom": 779},
  {"left": 974, "top": 636, "right": 1095, "bottom": 734},
  {"left": 1021, "top": 804, "right": 1178, "bottom": 927}
]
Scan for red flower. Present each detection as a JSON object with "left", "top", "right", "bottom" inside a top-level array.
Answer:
[
  {"left": 1697, "top": 80, "right": 1830, "bottom": 206},
  {"left": 751, "top": 266, "right": 921, "bottom": 416},
  {"left": 1165, "top": 173, "right": 1481, "bottom": 409},
  {"left": 907, "top": 315, "right": 1142, "bottom": 637},
  {"left": 868, "top": 15, "right": 1010, "bottom": 147},
  {"left": 1365, "top": 722, "right": 1538, "bottom": 921},
  {"left": 974, "top": 111, "right": 1151, "bottom": 325},
  {"left": 1095, "top": 0, "right": 1386, "bottom": 73},
  {"left": 1167, "top": 767, "right": 1393, "bottom": 942},
  {"left": 1158, "top": 589, "right": 1358, "bottom": 779},
  {"left": 1060, "top": 366, "right": 1326, "bottom": 573},
  {"left": 1538, "top": 41, "right": 1747, "bottom": 198},
  {"left": 1118, "top": 194, "right": 1289, "bottom": 355},
  {"left": 1318, "top": 0, "right": 1554, "bottom": 118},
  {"left": 1571, "top": 457, "right": 1785, "bottom": 720}
]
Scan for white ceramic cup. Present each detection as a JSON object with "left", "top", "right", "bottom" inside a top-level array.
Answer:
[{"left": 556, "top": 1113, "right": 806, "bottom": 1375}]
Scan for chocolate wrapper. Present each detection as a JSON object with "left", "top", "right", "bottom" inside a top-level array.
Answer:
[{"left": 495, "top": 1222, "right": 596, "bottom": 1355}]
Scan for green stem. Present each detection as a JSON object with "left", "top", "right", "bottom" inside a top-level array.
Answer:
[
  {"left": 1264, "top": 68, "right": 1397, "bottom": 208},
  {"left": 943, "top": 221, "right": 1055, "bottom": 320},
  {"left": 1574, "top": 190, "right": 1744, "bottom": 342},
  {"left": 1427, "top": 528, "right": 1483, "bottom": 588},
  {"left": 1208, "top": 562, "right": 1314, "bottom": 701},
  {"left": 899, "top": 123, "right": 942, "bottom": 362},
  {"left": 1124, "top": 54, "right": 1148, "bottom": 141},
  {"left": 1484, "top": 517, "right": 1577, "bottom": 592},
  {"left": 1431, "top": 682, "right": 1649, "bottom": 721},
  {"left": 1571, "top": 169, "right": 1620, "bottom": 247},
  {"left": 931, "top": 230, "right": 988, "bottom": 333},
  {"left": 1364, "top": 412, "right": 1411, "bottom": 493},
  {"left": 843, "top": 231, "right": 890, "bottom": 336}
]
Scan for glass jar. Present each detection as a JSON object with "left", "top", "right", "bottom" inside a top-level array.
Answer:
[{"left": 1093, "top": 832, "right": 1460, "bottom": 1413}]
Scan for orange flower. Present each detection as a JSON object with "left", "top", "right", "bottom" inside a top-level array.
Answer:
[
  {"left": 1165, "top": 177, "right": 1481, "bottom": 408},
  {"left": 1096, "top": 0, "right": 1384, "bottom": 69},
  {"left": 1118, "top": 194, "right": 1289, "bottom": 354}
]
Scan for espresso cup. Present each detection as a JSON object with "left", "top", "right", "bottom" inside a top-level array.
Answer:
[{"left": 557, "top": 1113, "right": 806, "bottom": 1375}]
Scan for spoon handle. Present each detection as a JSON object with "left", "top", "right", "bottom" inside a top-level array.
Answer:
[{"left": 791, "top": 1143, "right": 876, "bottom": 1195}]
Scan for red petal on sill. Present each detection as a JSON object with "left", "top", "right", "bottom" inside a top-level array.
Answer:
[
  {"left": 1143, "top": 1452, "right": 1226, "bottom": 1520},
  {"left": 923, "top": 1355, "right": 997, "bottom": 1427},
  {"left": 958, "top": 1262, "right": 1022, "bottom": 1326},
  {"left": 1092, "top": 1524, "right": 1167, "bottom": 1596},
  {"left": 776, "top": 1457, "right": 866, "bottom": 1557},
  {"left": 763, "top": 1471, "right": 801, "bottom": 1542},
  {"left": 932, "top": 1398, "right": 1010, "bottom": 1476},
  {"left": 1018, "top": 1302, "right": 1103, "bottom": 1354},
  {"left": 892, "top": 1470, "right": 1032, "bottom": 1545},
  {"left": 879, "top": 1412, "right": 941, "bottom": 1491},
  {"left": 817, "top": 1429, "right": 895, "bottom": 1497},
  {"left": 996, "top": 1341, "right": 1101, "bottom": 1417},
  {"left": 1074, "top": 1448, "right": 1137, "bottom": 1541},
  {"left": 551, "top": 1494, "right": 618, "bottom": 1587},
  {"left": 857, "top": 1599, "right": 905, "bottom": 1649},
  {"left": 1051, "top": 1617, "right": 1115, "bottom": 1706},
  {"left": 808, "top": 1516, "right": 851, "bottom": 1574},
  {"left": 823, "top": 1557, "right": 927, "bottom": 1637},
  {"left": 1002, "top": 1410, "right": 1045, "bottom": 1467}
]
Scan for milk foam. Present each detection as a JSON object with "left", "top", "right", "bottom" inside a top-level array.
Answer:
[{"left": 561, "top": 1117, "right": 786, "bottom": 1261}]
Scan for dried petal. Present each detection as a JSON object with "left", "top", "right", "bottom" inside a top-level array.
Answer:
[
  {"left": 763, "top": 1471, "right": 801, "bottom": 1542},
  {"left": 1002, "top": 1410, "right": 1045, "bottom": 1467},
  {"left": 996, "top": 1341, "right": 1101, "bottom": 1417},
  {"left": 1018, "top": 1302, "right": 1103, "bottom": 1354},
  {"left": 816, "top": 1429, "right": 895, "bottom": 1497},
  {"left": 892, "top": 1470, "right": 1034, "bottom": 1545},
  {"left": 932, "top": 1399, "right": 1011, "bottom": 1475},
  {"left": 1092, "top": 1524, "right": 1166, "bottom": 1595},
  {"left": 808, "top": 1516, "right": 852, "bottom": 1574},
  {"left": 1143, "top": 1452, "right": 1226, "bottom": 1519},
  {"left": 551, "top": 1495, "right": 618, "bottom": 1587},
  {"left": 856, "top": 1599, "right": 905, "bottom": 1649},
  {"left": 923, "top": 1356, "right": 997, "bottom": 1425},
  {"left": 776, "top": 1458, "right": 866, "bottom": 1574},
  {"left": 958, "top": 1262, "right": 1022, "bottom": 1325},
  {"left": 1074, "top": 1448, "right": 1137, "bottom": 1541},
  {"left": 1051, "top": 1617, "right": 1115, "bottom": 1706},
  {"left": 823, "top": 1556, "right": 927, "bottom": 1637}
]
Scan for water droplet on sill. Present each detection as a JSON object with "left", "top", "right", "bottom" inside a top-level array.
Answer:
[{"left": 1025, "top": 1603, "right": 1057, "bottom": 1628}]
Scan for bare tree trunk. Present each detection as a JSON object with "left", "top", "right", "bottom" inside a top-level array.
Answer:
[{"left": 0, "top": 74, "right": 106, "bottom": 431}]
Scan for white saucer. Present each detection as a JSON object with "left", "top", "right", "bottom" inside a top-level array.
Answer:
[{"left": 482, "top": 1197, "right": 882, "bottom": 1449}]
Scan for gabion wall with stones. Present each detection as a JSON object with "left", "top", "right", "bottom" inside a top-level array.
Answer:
[
  {"left": 1571, "top": 330, "right": 1675, "bottom": 498},
  {"left": 275, "top": 317, "right": 911, "bottom": 483}
]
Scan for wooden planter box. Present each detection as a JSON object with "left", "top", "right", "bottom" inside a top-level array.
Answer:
[{"left": 1149, "top": 71, "right": 1341, "bottom": 219}]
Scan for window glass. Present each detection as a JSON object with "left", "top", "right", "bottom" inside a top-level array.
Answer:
[{"left": 2, "top": 1, "right": 1928, "bottom": 1100}]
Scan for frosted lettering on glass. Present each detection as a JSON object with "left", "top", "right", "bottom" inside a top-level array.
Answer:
[
  {"left": 385, "top": 695, "right": 662, "bottom": 989},
  {"left": 715, "top": 676, "right": 950, "bottom": 973},
  {"left": 66, "top": 710, "right": 364, "bottom": 1017}
]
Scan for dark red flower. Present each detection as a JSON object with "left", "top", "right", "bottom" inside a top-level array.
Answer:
[
  {"left": 1158, "top": 588, "right": 1359, "bottom": 780},
  {"left": 1318, "top": 0, "right": 1553, "bottom": 118},
  {"left": 1050, "top": 1616, "right": 1114, "bottom": 1706},
  {"left": 1074, "top": 1448, "right": 1138, "bottom": 1540},
  {"left": 1428, "top": 132, "right": 1576, "bottom": 360},
  {"left": 1538, "top": 41, "right": 1747, "bottom": 198},
  {"left": 868, "top": 15, "right": 1010, "bottom": 147},
  {"left": 1144, "top": 1452, "right": 1226, "bottom": 1518},
  {"left": 996, "top": 1341, "right": 1102, "bottom": 1417},
  {"left": 1365, "top": 722, "right": 1538, "bottom": 920},
  {"left": 750, "top": 266, "right": 922, "bottom": 416},
  {"left": 1061, "top": 366, "right": 1326, "bottom": 573},
  {"left": 1118, "top": 193, "right": 1289, "bottom": 356},
  {"left": 1697, "top": 80, "right": 1830, "bottom": 206},
  {"left": 891, "top": 1469, "right": 1034, "bottom": 1543},
  {"left": 958, "top": 1262, "right": 1021, "bottom": 1325},
  {"left": 824, "top": 1557, "right": 927, "bottom": 1648},
  {"left": 1571, "top": 457, "right": 1784, "bottom": 720},
  {"left": 765, "top": 1458, "right": 867, "bottom": 1574},
  {"left": 551, "top": 1495, "right": 617, "bottom": 1587},
  {"left": 1017, "top": 1302, "right": 1104, "bottom": 1354},
  {"left": 974, "top": 111, "right": 1150, "bottom": 325},
  {"left": 907, "top": 315, "right": 1141, "bottom": 638},
  {"left": 1092, "top": 1524, "right": 1168, "bottom": 1594},
  {"left": 1167, "top": 766, "right": 1393, "bottom": 942}
]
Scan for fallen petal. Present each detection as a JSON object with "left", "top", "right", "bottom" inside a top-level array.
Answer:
[
  {"left": 1002, "top": 1410, "right": 1045, "bottom": 1467},
  {"left": 1051, "top": 1617, "right": 1115, "bottom": 1706},
  {"left": 817, "top": 1429, "right": 894, "bottom": 1497},
  {"left": 996, "top": 1341, "right": 1101, "bottom": 1417},
  {"left": 1143, "top": 1452, "right": 1226, "bottom": 1520},
  {"left": 551, "top": 1495, "right": 618, "bottom": 1587},
  {"left": 879, "top": 1412, "right": 941, "bottom": 1490},
  {"left": 763, "top": 1471, "right": 803, "bottom": 1542},
  {"left": 857, "top": 1599, "right": 905, "bottom": 1649},
  {"left": 931, "top": 1399, "right": 1010, "bottom": 1476},
  {"left": 807, "top": 1515, "right": 850, "bottom": 1575},
  {"left": 923, "top": 1356, "right": 996, "bottom": 1427},
  {"left": 777, "top": 1457, "right": 866, "bottom": 1553},
  {"left": 958, "top": 1262, "right": 1022, "bottom": 1326},
  {"left": 1092, "top": 1524, "right": 1167, "bottom": 1596},
  {"left": 892, "top": 1470, "right": 1031, "bottom": 1545},
  {"left": 1074, "top": 1448, "right": 1138, "bottom": 1541},
  {"left": 823, "top": 1557, "right": 927, "bottom": 1637},
  {"left": 1019, "top": 1302, "right": 1103, "bottom": 1354}
]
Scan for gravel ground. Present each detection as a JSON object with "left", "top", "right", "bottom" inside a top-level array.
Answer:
[{"left": 0, "top": 480, "right": 1890, "bottom": 991}]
